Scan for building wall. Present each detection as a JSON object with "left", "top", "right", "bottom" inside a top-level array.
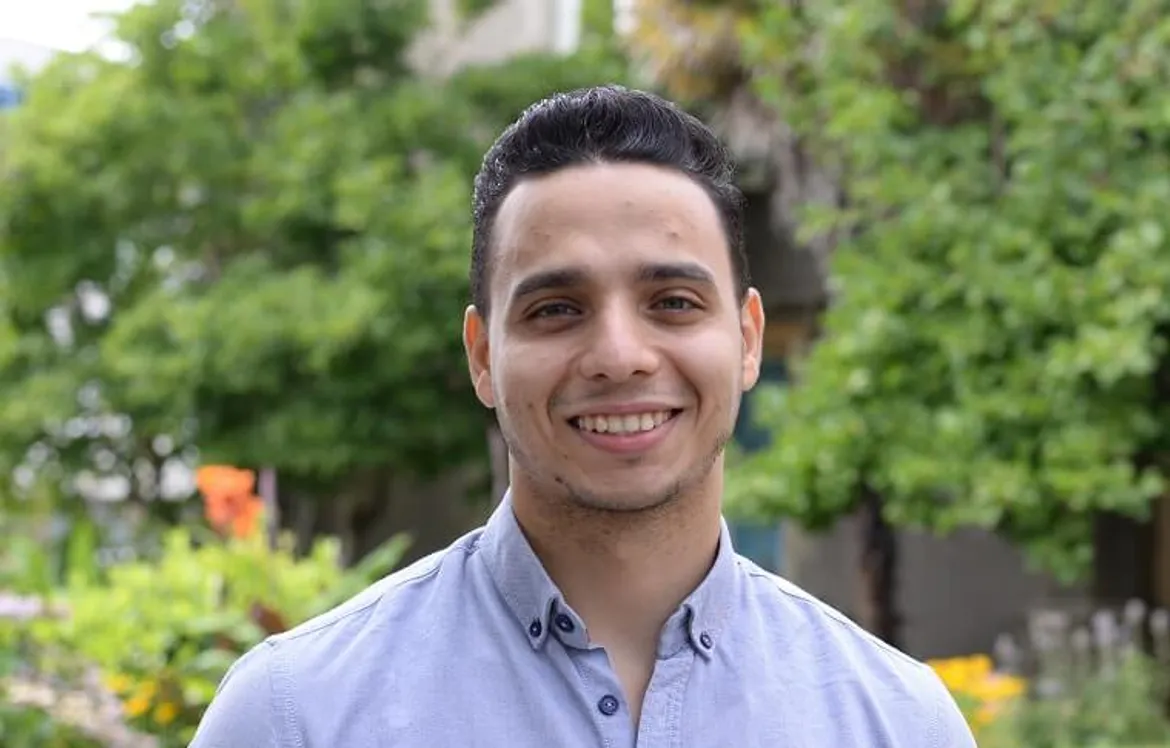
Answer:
[
  {"left": 780, "top": 504, "right": 1087, "bottom": 660},
  {"left": 409, "top": 0, "right": 578, "bottom": 76}
]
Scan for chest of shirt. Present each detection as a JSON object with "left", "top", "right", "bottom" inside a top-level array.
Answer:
[{"left": 285, "top": 636, "right": 906, "bottom": 748}]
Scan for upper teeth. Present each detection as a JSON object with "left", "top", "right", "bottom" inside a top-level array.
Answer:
[{"left": 574, "top": 411, "right": 672, "bottom": 435}]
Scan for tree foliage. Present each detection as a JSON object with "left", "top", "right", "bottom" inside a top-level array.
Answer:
[
  {"left": 723, "top": 0, "right": 1170, "bottom": 582},
  {"left": 621, "top": 0, "right": 754, "bottom": 102},
  {"left": 0, "top": 0, "right": 628, "bottom": 521}
]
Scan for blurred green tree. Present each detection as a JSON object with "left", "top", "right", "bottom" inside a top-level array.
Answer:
[
  {"left": 0, "top": 0, "right": 628, "bottom": 563},
  {"left": 719, "top": 0, "right": 1170, "bottom": 601}
]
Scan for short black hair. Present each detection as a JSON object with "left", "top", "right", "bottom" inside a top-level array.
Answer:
[{"left": 470, "top": 84, "right": 749, "bottom": 315}]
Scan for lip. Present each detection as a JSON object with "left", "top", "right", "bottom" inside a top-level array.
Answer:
[
  {"left": 570, "top": 409, "right": 682, "bottom": 456},
  {"left": 568, "top": 402, "right": 682, "bottom": 418}
]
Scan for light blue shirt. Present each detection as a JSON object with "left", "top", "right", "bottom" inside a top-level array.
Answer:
[{"left": 191, "top": 494, "right": 976, "bottom": 747}]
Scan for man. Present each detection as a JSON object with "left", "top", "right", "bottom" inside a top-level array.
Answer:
[{"left": 191, "top": 85, "right": 976, "bottom": 747}]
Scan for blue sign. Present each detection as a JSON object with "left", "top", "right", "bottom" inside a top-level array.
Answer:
[{"left": 0, "top": 83, "right": 23, "bottom": 110}]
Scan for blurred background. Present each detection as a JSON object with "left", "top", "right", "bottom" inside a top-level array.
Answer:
[{"left": 1, "top": 1, "right": 1169, "bottom": 746}]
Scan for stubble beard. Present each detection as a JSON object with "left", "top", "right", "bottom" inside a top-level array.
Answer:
[{"left": 498, "top": 414, "right": 735, "bottom": 521}]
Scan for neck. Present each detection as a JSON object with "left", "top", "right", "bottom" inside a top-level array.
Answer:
[{"left": 509, "top": 468, "right": 724, "bottom": 653}]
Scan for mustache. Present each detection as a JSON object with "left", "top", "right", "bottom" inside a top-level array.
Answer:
[{"left": 551, "top": 391, "right": 688, "bottom": 410}]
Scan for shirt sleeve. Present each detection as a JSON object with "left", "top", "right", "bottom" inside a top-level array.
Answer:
[
  {"left": 189, "top": 641, "right": 282, "bottom": 748},
  {"left": 930, "top": 670, "right": 977, "bottom": 748}
]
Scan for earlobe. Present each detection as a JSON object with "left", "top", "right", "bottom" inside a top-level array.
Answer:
[
  {"left": 740, "top": 289, "right": 766, "bottom": 391},
  {"left": 463, "top": 306, "right": 496, "bottom": 408}
]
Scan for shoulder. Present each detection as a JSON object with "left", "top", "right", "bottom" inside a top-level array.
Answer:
[
  {"left": 737, "top": 556, "right": 928, "bottom": 677},
  {"left": 191, "top": 529, "right": 484, "bottom": 746},
  {"left": 736, "top": 557, "right": 976, "bottom": 748},
  {"left": 270, "top": 536, "right": 462, "bottom": 648}
]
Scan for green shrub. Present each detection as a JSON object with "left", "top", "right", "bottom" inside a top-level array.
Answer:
[
  {"left": 986, "top": 650, "right": 1170, "bottom": 748},
  {"left": 8, "top": 525, "right": 408, "bottom": 747},
  {"left": 977, "top": 605, "right": 1170, "bottom": 748}
]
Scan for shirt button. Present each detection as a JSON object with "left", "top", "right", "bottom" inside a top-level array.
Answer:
[
  {"left": 528, "top": 619, "right": 543, "bottom": 638},
  {"left": 699, "top": 631, "right": 714, "bottom": 649},
  {"left": 554, "top": 614, "right": 575, "bottom": 633},
  {"left": 597, "top": 694, "right": 620, "bottom": 716}
]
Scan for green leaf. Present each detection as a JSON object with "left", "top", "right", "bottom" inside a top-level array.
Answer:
[{"left": 721, "top": 0, "right": 1170, "bottom": 582}]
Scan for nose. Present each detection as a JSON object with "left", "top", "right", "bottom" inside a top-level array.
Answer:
[{"left": 577, "top": 302, "right": 660, "bottom": 382}]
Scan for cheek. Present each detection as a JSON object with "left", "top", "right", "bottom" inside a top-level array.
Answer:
[
  {"left": 680, "top": 335, "right": 743, "bottom": 393},
  {"left": 492, "top": 346, "right": 560, "bottom": 414}
]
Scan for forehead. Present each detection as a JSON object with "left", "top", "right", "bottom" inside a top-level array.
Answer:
[{"left": 489, "top": 162, "right": 734, "bottom": 302}]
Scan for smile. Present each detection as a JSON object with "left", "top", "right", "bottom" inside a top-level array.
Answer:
[{"left": 569, "top": 410, "right": 681, "bottom": 435}]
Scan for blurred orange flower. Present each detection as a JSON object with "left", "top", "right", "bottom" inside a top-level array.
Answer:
[{"left": 196, "top": 465, "right": 264, "bottom": 539}]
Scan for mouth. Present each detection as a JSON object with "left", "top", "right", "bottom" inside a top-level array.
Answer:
[
  {"left": 568, "top": 409, "right": 682, "bottom": 436},
  {"left": 568, "top": 409, "right": 683, "bottom": 449}
]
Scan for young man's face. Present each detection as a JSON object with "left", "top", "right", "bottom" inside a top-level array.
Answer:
[{"left": 464, "top": 162, "right": 764, "bottom": 513}]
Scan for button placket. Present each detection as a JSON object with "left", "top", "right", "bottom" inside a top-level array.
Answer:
[{"left": 564, "top": 647, "right": 635, "bottom": 746}]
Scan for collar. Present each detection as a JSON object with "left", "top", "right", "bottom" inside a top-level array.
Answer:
[{"left": 478, "top": 489, "right": 740, "bottom": 660}]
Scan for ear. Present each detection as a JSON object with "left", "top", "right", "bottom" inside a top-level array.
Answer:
[
  {"left": 739, "top": 288, "right": 765, "bottom": 391},
  {"left": 464, "top": 305, "right": 496, "bottom": 408}
]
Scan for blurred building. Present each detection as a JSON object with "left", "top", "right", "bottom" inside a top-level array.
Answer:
[
  {"left": 410, "top": 0, "right": 583, "bottom": 76},
  {"left": 0, "top": 37, "right": 53, "bottom": 109}
]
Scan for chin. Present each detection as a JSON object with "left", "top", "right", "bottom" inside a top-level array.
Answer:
[{"left": 565, "top": 482, "right": 682, "bottom": 514}]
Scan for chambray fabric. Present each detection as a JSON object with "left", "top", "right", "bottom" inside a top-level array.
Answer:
[{"left": 190, "top": 492, "right": 975, "bottom": 748}]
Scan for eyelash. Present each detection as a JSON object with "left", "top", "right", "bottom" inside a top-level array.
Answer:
[
  {"left": 532, "top": 302, "right": 579, "bottom": 318},
  {"left": 655, "top": 296, "right": 699, "bottom": 311},
  {"left": 530, "top": 296, "right": 700, "bottom": 319}
]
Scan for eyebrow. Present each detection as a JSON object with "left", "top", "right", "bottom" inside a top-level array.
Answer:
[
  {"left": 509, "top": 262, "right": 716, "bottom": 305},
  {"left": 635, "top": 262, "right": 715, "bottom": 286}
]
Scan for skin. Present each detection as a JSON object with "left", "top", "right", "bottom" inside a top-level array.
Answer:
[{"left": 463, "top": 161, "right": 765, "bottom": 725}]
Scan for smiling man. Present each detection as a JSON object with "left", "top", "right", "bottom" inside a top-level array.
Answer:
[{"left": 191, "top": 86, "right": 976, "bottom": 747}]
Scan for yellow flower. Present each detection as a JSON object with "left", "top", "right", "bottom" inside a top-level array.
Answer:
[
  {"left": 928, "top": 654, "right": 995, "bottom": 692},
  {"left": 124, "top": 693, "right": 151, "bottom": 718},
  {"left": 966, "top": 655, "right": 993, "bottom": 680},
  {"left": 122, "top": 679, "right": 158, "bottom": 718},
  {"left": 103, "top": 672, "right": 132, "bottom": 694},
  {"left": 153, "top": 701, "right": 180, "bottom": 726},
  {"left": 971, "top": 673, "right": 1027, "bottom": 702},
  {"left": 136, "top": 680, "right": 157, "bottom": 700},
  {"left": 927, "top": 653, "right": 1028, "bottom": 739}
]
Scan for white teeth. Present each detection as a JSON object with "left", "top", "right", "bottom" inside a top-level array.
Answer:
[{"left": 575, "top": 411, "right": 673, "bottom": 435}]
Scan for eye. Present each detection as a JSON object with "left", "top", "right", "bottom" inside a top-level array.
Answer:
[
  {"left": 530, "top": 302, "right": 580, "bottom": 319},
  {"left": 654, "top": 295, "right": 700, "bottom": 312}
]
